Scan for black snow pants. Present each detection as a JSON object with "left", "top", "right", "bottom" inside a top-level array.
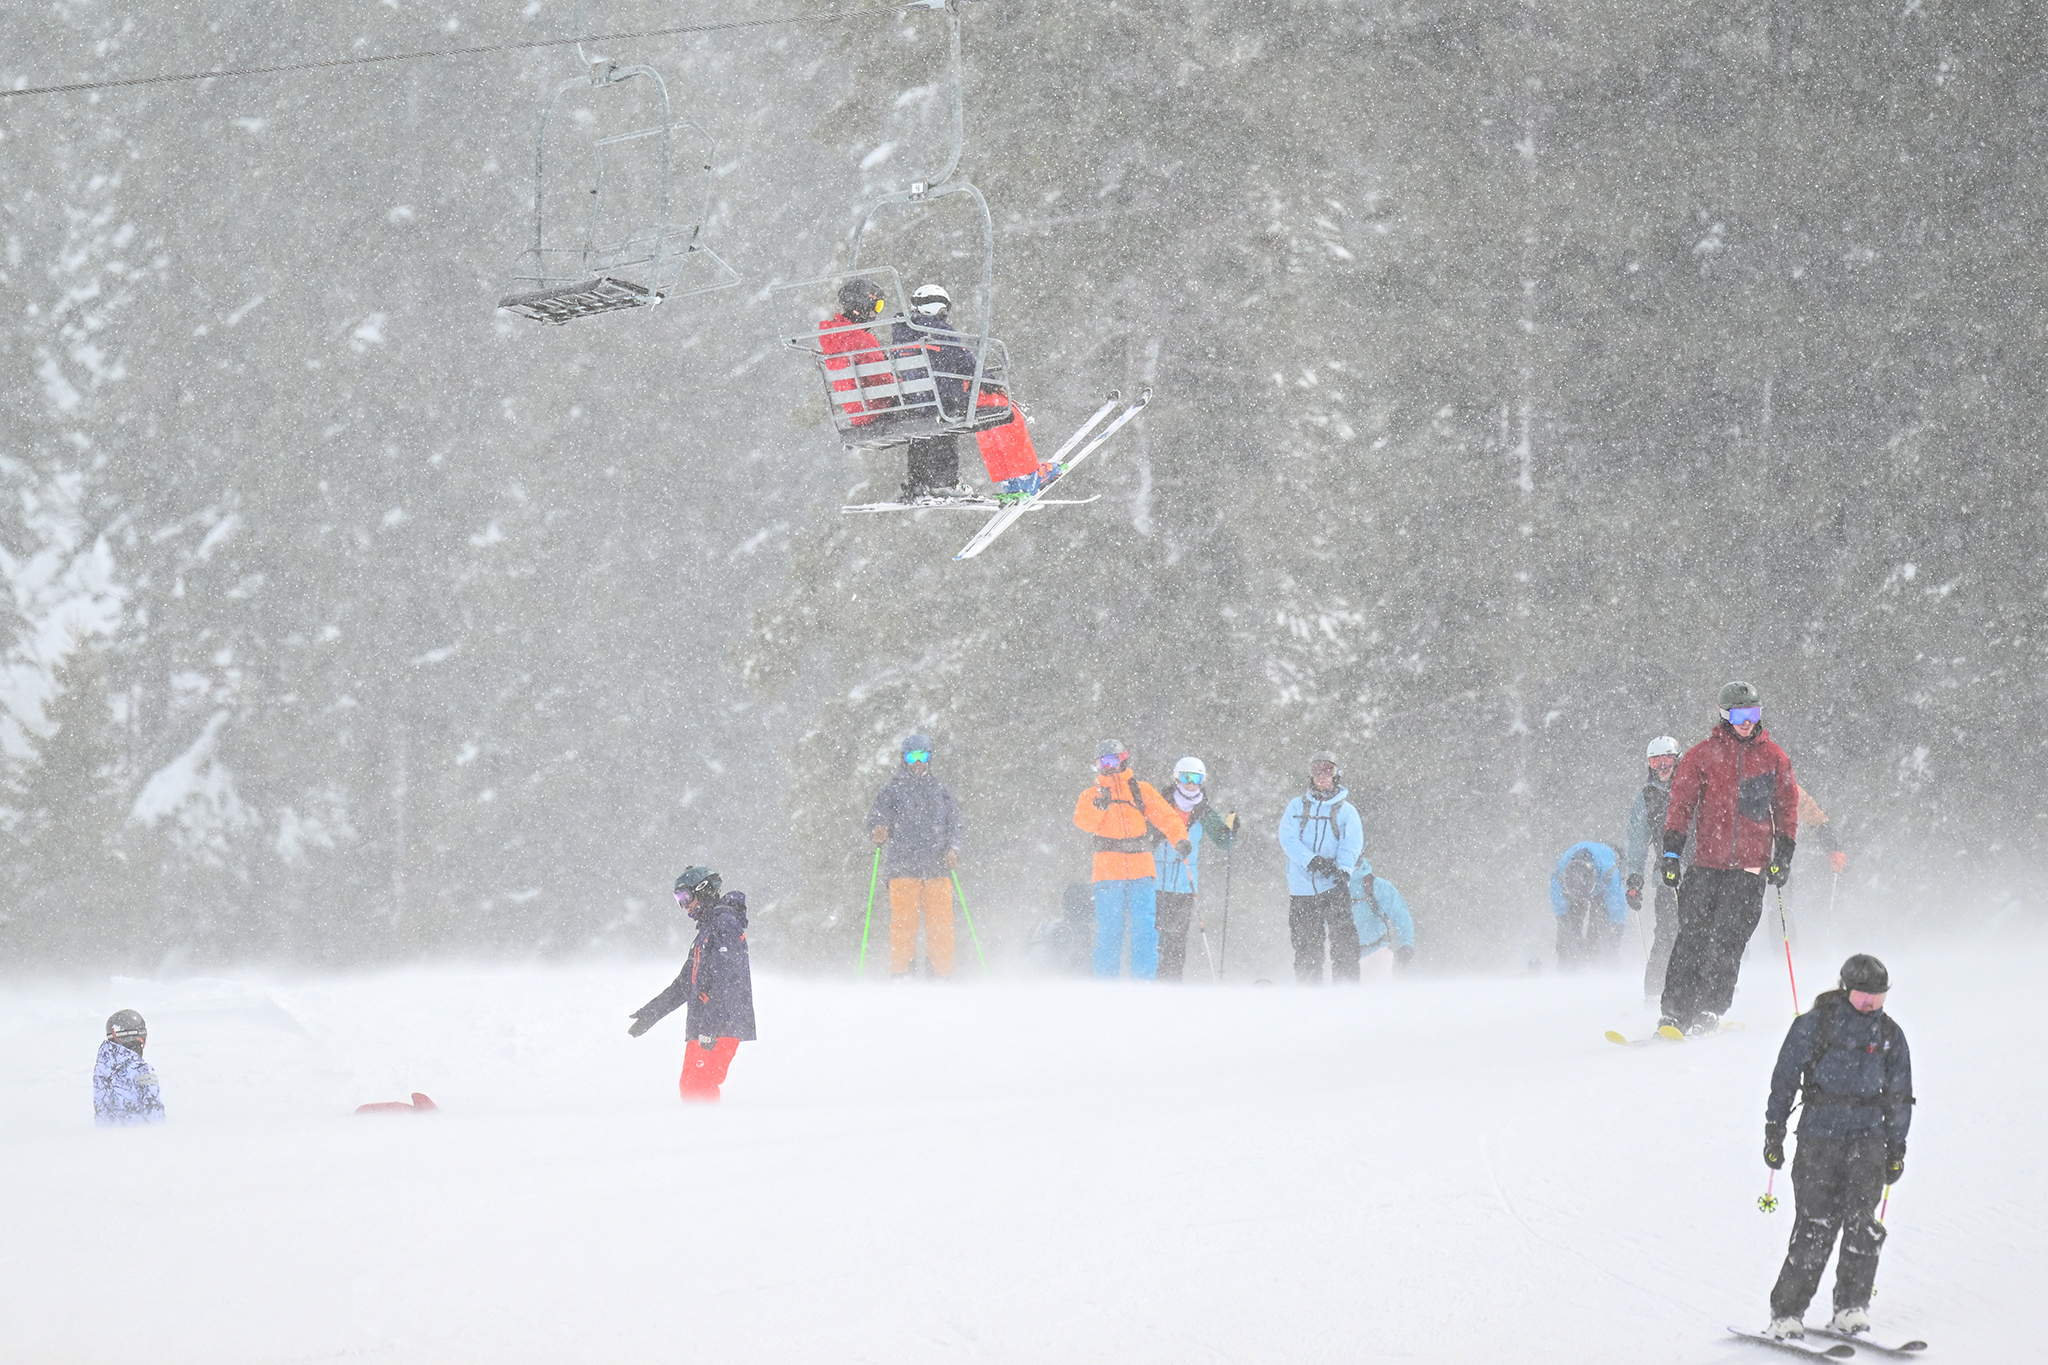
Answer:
[
  {"left": 905, "top": 434, "right": 960, "bottom": 493},
  {"left": 1554, "top": 901, "right": 1621, "bottom": 970},
  {"left": 1659, "top": 866, "right": 1764, "bottom": 1026},
  {"left": 1642, "top": 882, "right": 1679, "bottom": 1002},
  {"left": 1290, "top": 888, "right": 1360, "bottom": 984},
  {"left": 1154, "top": 890, "right": 1194, "bottom": 982},
  {"left": 1769, "top": 1134, "right": 1890, "bottom": 1320}
]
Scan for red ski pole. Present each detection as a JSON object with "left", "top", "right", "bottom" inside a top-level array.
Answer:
[
  {"left": 1776, "top": 887, "right": 1800, "bottom": 1015},
  {"left": 1758, "top": 1169, "right": 1779, "bottom": 1214}
]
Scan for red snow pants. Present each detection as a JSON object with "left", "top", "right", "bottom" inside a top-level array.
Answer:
[
  {"left": 678, "top": 1036, "right": 740, "bottom": 1102},
  {"left": 973, "top": 392, "right": 1039, "bottom": 481}
]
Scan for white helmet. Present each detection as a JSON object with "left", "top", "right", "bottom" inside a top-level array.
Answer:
[
  {"left": 1174, "top": 756, "right": 1206, "bottom": 783},
  {"left": 1646, "top": 735, "right": 1681, "bottom": 759},
  {"left": 910, "top": 283, "right": 951, "bottom": 317}
]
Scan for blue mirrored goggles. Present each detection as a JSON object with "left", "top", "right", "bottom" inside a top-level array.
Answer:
[
  {"left": 903, "top": 750, "right": 931, "bottom": 764},
  {"left": 1175, "top": 771, "right": 1205, "bottom": 786},
  {"left": 1097, "top": 753, "right": 1126, "bottom": 770},
  {"left": 1725, "top": 706, "right": 1762, "bottom": 725}
]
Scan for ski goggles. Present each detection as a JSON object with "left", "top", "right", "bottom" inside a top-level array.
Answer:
[
  {"left": 1098, "top": 752, "right": 1127, "bottom": 770},
  {"left": 1725, "top": 706, "right": 1762, "bottom": 725},
  {"left": 1308, "top": 760, "right": 1337, "bottom": 776},
  {"left": 1175, "top": 771, "right": 1205, "bottom": 786},
  {"left": 903, "top": 750, "right": 931, "bottom": 764}
]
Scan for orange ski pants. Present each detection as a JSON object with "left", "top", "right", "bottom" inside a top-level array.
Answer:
[
  {"left": 678, "top": 1036, "right": 740, "bottom": 1102},
  {"left": 888, "top": 876, "right": 956, "bottom": 976}
]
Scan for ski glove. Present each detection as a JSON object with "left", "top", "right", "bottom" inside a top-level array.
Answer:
[
  {"left": 1763, "top": 1121, "right": 1787, "bottom": 1170},
  {"left": 1884, "top": 1143, "right": 1906, "bottom": 1185},
  {"left": 1660, "top": 854, "right": 1682, "bottom": 890},
  {"left": 1222, "top": 812, "right": 1239, "bottom": 834},
  {"left": 1174, "top": 838, "right": 1193, "bottom": 857},
  {"left": 627, "top": 1013, "right": 653, "bottom": 1038},
  {"left": 1306, "top": 855, "right": 1341, "bottom": 881},
  {"left": 1092, "top": 787, "right": 1113, "bottom": 810},
  {"left": 1828, "top": 850, "right": 1848, "bottom": 875},
  {"left": 1766, "top": 835, "right": 1796, "bottom": 887},
  {"left": 1625, "top": 874, "right": 1643, "bottom": 910},
  {"left": 697, "top": 1035, "right": 718, "bottom": 1052}
]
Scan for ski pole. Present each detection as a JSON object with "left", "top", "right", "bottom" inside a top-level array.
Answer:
[
  {"left": 857, "top": 847, "right": 881, "bottom": 978},
  {"left": 1776, "top": 886, "right": 1800, "bottom": 1014},
  {"left": 1828, "top": 871, "right": 1840, "bottom": 924},
  {"left": 950, "top": 869, "right": 989, "bottom": 970},
  {"left": 1179, "top": 850, "right": 1219, "bottom": 982},
  {"left": 1219, "top": 842, "right": 1233, "bottom": 977},
  {"left": 1879, "top": 1185, "right": 1890, "bottom": 1222},
  {"left": 1758, "top": 1170, "right": 1779, "bottom": 1214}
]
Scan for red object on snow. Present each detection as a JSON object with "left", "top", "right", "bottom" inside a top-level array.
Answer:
[
  {"left": 354, "top": 1092, "right": 439, "bottom": 1115},
  {"left": 974, "top": 392, "right": 1039, "bottom": 481}
]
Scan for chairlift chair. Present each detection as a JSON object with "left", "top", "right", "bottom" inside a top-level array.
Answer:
[{"left": 498, "top": 56, "right": 738, "bottom": 324}]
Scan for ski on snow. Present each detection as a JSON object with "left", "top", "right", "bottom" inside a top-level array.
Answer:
[
  {"left": 1809, "top": 1328, "right": 1927, "bottom": 1355},
  {"left": 842, "top": 495, "right": 1101, "bottom": 514},
  {"left": 953, "top": 389, "right": 1150, "bottom": 560},
  {"left": 1605, "top": 1021, "right": 1746, "bottom": 1046},
  {"left": 1728, "top": 1328, "right": 1855, "bottom": 1358}
]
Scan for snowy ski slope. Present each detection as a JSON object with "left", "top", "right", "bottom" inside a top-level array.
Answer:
[{"left": 0, "top": 939, "right": 2035, "bottom": 1364}]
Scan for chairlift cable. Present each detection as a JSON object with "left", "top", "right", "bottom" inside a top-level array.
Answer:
[{"left": 0, "top": 1, "right": 945, "bottom": 101}]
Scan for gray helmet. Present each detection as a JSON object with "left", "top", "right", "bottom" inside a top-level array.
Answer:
[
  {"left": 1096, "top": 738, "right": 1128, "bottom": 767},
  {"left": 903, "top": 732, "right": 934, "bottom": 762},
  {"left": 674, "top": 866, "right": 722, "bottom": 902},
  {"left": 106, "top": 1009, "right": 146, "bottom": 1041},
  {"left": 1718, "top": 680, "right": 1761, "bottom": 712},
  {"left": 1646, "top": 735, "right": 1681, "bottom": 759},
  {"left": 1839, "top": 953, "right": 1889, "bottom": 994}
]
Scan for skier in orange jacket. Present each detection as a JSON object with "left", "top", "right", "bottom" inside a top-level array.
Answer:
[{"left": 1073, "top": 739, "right": 1189, "bottom": 979}]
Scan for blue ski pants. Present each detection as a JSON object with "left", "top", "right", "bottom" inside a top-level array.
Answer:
[{"left": 1093, "top": 878, "right": 1159, "bottom": 979}]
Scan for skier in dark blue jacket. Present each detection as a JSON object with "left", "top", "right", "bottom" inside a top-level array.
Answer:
[
  {"left": 630, "top": 867, "right": 758, "bottom": 1102},
  {"left": 1759, "top": 954, "right": 1914, "bottom": 1342}
]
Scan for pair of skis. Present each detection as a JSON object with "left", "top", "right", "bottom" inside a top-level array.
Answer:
[
  {"left": 953, "top": 388, "right": 1150, "bottom": 560},
  {"left": 1604, "top": 1020, "right": 1746, "bottom": 1047},
  {"left": 1730, "top": 1325, "right": 1927, "bottom": 1357}
]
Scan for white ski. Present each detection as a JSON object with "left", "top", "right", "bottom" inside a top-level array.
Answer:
[
  {"left": 842, "top": 495, "right": 1101, "bottom": 515},
  {"left": 953, "top": 389, "right": 1151, "bottom": 561}
]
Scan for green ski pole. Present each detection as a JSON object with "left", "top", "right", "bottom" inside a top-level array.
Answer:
[
  {"left": 857, "top": 847, "right": 881, "bottom": 978},
  {"left": 950, "top": 869, "right": 989, "bottom": 971}
]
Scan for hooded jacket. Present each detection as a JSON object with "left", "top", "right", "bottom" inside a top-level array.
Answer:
[
  {"left": 1074, "top": 768, "right": 1187, "bottom": 882},
  {"left": 1766, "top": 990, "right": 1913, "bottom": 1142},
  {"left": 1550, "top": 841, "right": 1631, "bottom": 925},
  {"left": 867, "top": 767, "right": 965, "bottom": 880},
  {"left": 1348, "top": 858, "right": 1415, "bottom": 952},
  {"left": 636, "top": 892, "right": 758, "bottom": 1042},
  {"left": 93, "top": 1039, "right": 164, "bottom": 1126},
  {"left": 1279, "top": 782, "right": 1363, "bottom": 895},
  {"left": 1664, "top": 722, "right": 1798, "bottom": 870}
]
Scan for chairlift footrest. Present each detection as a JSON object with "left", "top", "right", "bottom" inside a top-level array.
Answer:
[{"left": 498, "top": 276, "right": 657, "bottom": 324}]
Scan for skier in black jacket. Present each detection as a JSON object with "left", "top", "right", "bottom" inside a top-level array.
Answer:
[
  {"left": 1759, "top": 954, "right": 1914, "bottom": 1342},
  {"left": 629, "top": 866, "right": 758, "bottom": 1102}
]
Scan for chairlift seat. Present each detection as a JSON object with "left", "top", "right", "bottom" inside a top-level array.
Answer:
[{"left": 499, "top": 275, "right": 654, "bottom": 324}]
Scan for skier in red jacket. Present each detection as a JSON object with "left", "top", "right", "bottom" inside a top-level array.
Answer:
[{"left": 1657, "top": 680, "right": 1799, "bottom": 1035}]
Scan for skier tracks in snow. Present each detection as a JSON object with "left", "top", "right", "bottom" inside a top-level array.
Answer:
[{"left": 2, "top": 1, "right": 946, "bottom": 101}]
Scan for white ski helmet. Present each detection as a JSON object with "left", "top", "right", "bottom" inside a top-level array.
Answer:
[
  {"left": 1174, "top": 756, "right": 1206, "bottom": 784},
  {"left": 1646, "top": 735, "right": 1681, "bottom": 759},
  {"left": 910, "top": 282, "right": 951, "bottom": 317}
]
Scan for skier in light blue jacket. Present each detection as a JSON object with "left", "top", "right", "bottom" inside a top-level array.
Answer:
[
  {"left": 94, "top": 1010, "right": 164, "bottom": 1127},
  {"left": 1551, "top": 841, "right": 1629, "bottom": 969},
  {"left": 1349, "top": 858, "right": 1415, "bottom": 980},
  {"left": 1150, "top": 756, "right": 1238, "bottom": 981},
  {"left": 1278, "top": 750, "right": 1365, "bottom": 983}
]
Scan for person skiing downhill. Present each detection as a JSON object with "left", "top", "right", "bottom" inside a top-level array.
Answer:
[
  {"left": 1550, "top": 842, "right": 1629, "bottom": 969},
  {"left": 1657, "top": 681, "right": 1798, "bottom": 1035},
  {"left": 866, "top": 732, "right": 966, "bottom": 977},
  {"left": 1073, "top": 740, "right": 1189, "bottom": 979},
  {"left": 1761, "top": 955, "right": 1913, "bottom": 1342},
  {"left": 1149, "top": 756, "right": 1238, "bottom": 982},
  {"left": 629, "top": 867, "right": 757, "bottom": 1102},
  {"left": 1624, "top": 735, "right": 1686, "bottom": 1002},
  {"left": 1349, "top": 857, "right": 1415, "bottom": 981},
  {"left": 93, "top": 1010, "right": 164, "bottom": 1127},
  {"left": 1278, "top": 750, "right": 1365, "bottom": 984}
]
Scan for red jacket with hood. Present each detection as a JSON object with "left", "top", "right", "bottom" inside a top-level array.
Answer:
[{"left": 1663, "top": 722, "right": 1798, "bottom": 870}]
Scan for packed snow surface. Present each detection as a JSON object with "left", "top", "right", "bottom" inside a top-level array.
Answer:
[{"left": 1, "top": 942, "right": 2036, "bottom": 1363}]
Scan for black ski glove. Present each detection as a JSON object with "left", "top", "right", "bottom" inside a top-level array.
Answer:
[
  {"left": 1307, "top": 855, "right": 1340, "bottom": 881},
  {"left": 1766, "top": 835, "right": 1795, "bottom": 887},
  {"left": 1092, "top": 787, "right": 1112, "bottom": 810},
  {"left": 1174, "top": 838, "right": 1193, "bottom": 857},
  {"left": 1625, "top": 874, "right": 1643, "bottom": 910},
  {"left": 1660, "top": 854, "right": 1681, "bottom": 889},
  {"left": 1222, "top": 812, "right": 1239, "bottom": 834},
  {"left": 697, "top": 1035, "right": 718, "bottom": 1052},
  {"left": 1395, "top": 945, "right": 1415, "bottom": 970},
  {"left": 627, "top": 1012, "right": 653, "bottom": 1038},
  {"left": 1884, "top": 1142, "right": 1905, "bottom": 1185},
  {"left": 1763, "top": 1121, "right": 1786, "bottom": 1170}
]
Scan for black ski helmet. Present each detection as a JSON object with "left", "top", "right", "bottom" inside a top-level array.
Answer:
[
  {"left": 674, "top": 866, "right": 722, "bottom": 902},
  {"left": 1718, "top": 680, "right": 1761, "bottom": 713},
  {"left": 106, "top": 1009, "right": 146, "bottom": 1041},
  {"left": 836, "top": 277, "right": 886, "bottom": 319},
  {"left": 1559, "top": 849, "right": 1601, "bottom": 904},
  {"left": 1839, "top": 954, "right": 1889, "bottom": 994}
]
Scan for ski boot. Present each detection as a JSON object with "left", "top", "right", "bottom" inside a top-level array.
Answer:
[
  {"left": 1765, "top": 1317, "right": 1806, "bottom": 1340},
  {"left": 1686, "top": 1010, "right": 1720, "bottom": 1037},
  {"left": 1826, "top": 1307, "right": 1870, "bottom": 1335}
]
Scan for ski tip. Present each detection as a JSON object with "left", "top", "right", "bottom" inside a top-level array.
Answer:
[
  {"left": 1604, "top": 1030, "right": 1631, "bottom": 1045},
  {"left": 1657, "top": 1025, "right": 1686, "bottom": 1040}
]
